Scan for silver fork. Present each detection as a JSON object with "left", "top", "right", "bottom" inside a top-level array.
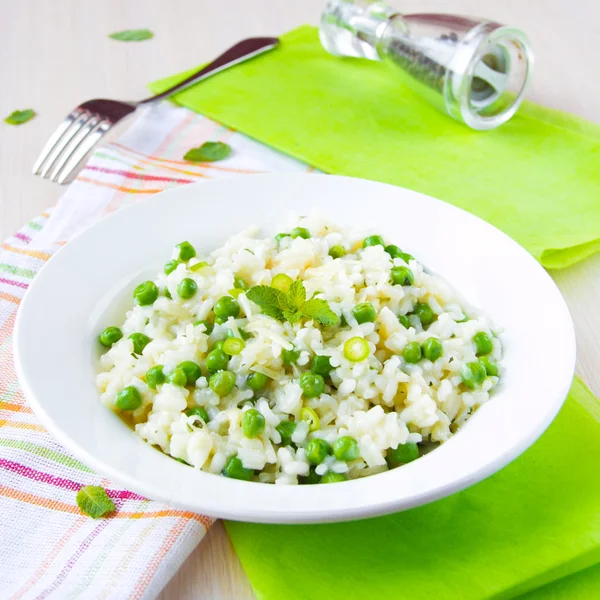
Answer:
[{"left": 33, "top": 37, "right": 279, "bottom": 185}]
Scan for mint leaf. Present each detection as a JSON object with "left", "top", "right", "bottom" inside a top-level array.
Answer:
[
  {"left": 4, "top": 109, "right": 35, "bottom": 125},
  {"left": 184, "top": 142, "right": 232, "bottom": 163},
  {"left": 246, "top": 286, "right": 289, "bottom": 320},
  {"left": 287, "top": 279, "right": 306, "bottom": 310},
  {"left": 301, "top": 298, "right": 340, "bottom": 327},
  {"left": 109, "top": 28, "right": 154, "bottom": 42},
  {"left": 283, "top": 310, "right": 303, "bottom": 324},
  {"left": 247, "top": 282, "right": 339, "bottom": 327},
  {"left": 76, "top": 485, "right": 116, "bottom": 519}
]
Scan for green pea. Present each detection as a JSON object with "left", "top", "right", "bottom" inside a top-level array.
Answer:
[
  {"left": 282, "top": 347, "right": 300, "bottom": 365},
  {"left": 391, "top": 267, "right": 414, "bottom": 286},
  {"left": 212, "top": 340, "right": 226, "bottom": 351},
  {"left": 194, "top": 319, "right": 214, "bottom": 334},
  {"left": 205, "top": 349, "right": 229, "bottom": 373},
  {"left": 214, "top": 296, "right": 240, "bottom": 321},
  {"left": 276, "top": 420, "right": 297, "bottom": 446},
  {"left": 175, "top": 241, "right": 196, "bottom": 262},
  {"left": 145, "top": 365, "right": 165, "bottom": 390},
  {"left": 321, "top": 472, "right": 347, "bottom": 483},
  {"left": 384, "top": 244, "right": 402, "bottom": 258},
  {"left": 398, "top": 314, "right": 411, "bottom": 329},
  {"left": 275, "top": 233, "right": 290, "bottom": 244},
  {"left": 209, "top": 370, "right": 236, "bottom": 397},
  {"left": 301, "top": 467, "right": 321, "bottom": 484},
  {"left": 479, "top": 356, "right": 499, "bottom": 377},
  {"left": 185, "top": 406, "right": 209, "bottom": 422},
  {"left": 234, "top": 276, "right": 248, "bottom": 290},
  {"left": 242, "top": 408, "right": 266, "bottom": 438},
  {"left": 178, "top": 361, "right": 202, "bottom": 385},
  {"left": 115, "top": 386, "right": 142, "bottom": 411},
  {"left": 387, "top": 246, "right": 414, "bottom": 261},
  {"left": 177, "top": 278, "right": 198, "bottom": 300},
  {"left": 164, "top": 288, "right": 172, "bottom": 299},
  {"left": 133, "top": 281, "right": 159, "bottom": 306},
  {"left": 299, "top": 372, "right": 325, "bottom": 398},
  {"left": 271, "top": 273, "right": 294, "bottom": 293},
  {"left": 311, "top": 355, "right": 334, "bottom": 377},
  {"left": 329, "top": 245, "right": 346, "bottom": 259},
  {"left": 99, "top": 326, "right": 123, "bottom": 348},
  {"left": 385, "top": 245, "right": 414, "bottom": 263},
  {"left": 291, "top": 227, "right": 310, "bottom": 239},
  {"left": 352, "top": 302, "right": 377, "bottom": 324},
  {"left": 473, "top": 332, "right": 494, "bottom": 356},
  {"left": 129, "top": 333, "right": 151, "bottom": 355},
  {"left": 227, "top": 327, "right": 250, "bottom": 341},
  {"left": 402, "top": 342, "right": 422, "bottom": 364},
  {"left": 422, "top": 337, "right": 443, "bottom": 361},
  {"left": 223, "top": 337, "right": 245, "bottom": 356},
  {"left": 461, "top": 361, "right": 487, "bottom": 389},
  {"left": 222, "top": 456, "right": 253, "bottom": 481},
  {"left": 414, "top": 302, "right": 436, "bottom": 326},
  {"left": 166, "top": 367, "right": 187, "bottom": 387},
  {"left": 305, "top": 438, "right": 332, "bottom": 464},
  {"left": 333, "top": 436, "right": 360, "bottom": 461},
  {"left": 387, "top": 443, "right": 419, "bottom": 466},
  {"left": 164, "top": 260, "right": 181, "bottom": 275},
  {"left": 247, "top": 371, "right": 269, "bottom": 392},
  {"left": 363, "top": 235, "right": 385, "bottom": 248}
]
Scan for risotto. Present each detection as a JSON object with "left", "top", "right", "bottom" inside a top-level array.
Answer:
[{"left": 96, "top": 215, "right": 502, "bottom": 484}]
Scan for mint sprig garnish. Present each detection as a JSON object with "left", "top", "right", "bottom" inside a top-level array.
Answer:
[
  {"left": 246, "top": 280, "right": 339, "bottom": 327},
  {"left": 76, "top": 485, "right": 116, "bottom": 519}
]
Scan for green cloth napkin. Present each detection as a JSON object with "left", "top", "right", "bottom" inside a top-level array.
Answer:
[
  {"left": 225, "top": 378, "right": 600, "bottom": 600},
  {"left": 150, "top": 25, "right": 600, "bottom": 269},
  {"left": 149, "top": 24, "right": 600, "bottom": 599}
]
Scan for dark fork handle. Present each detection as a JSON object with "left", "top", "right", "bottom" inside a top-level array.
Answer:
[{"left": 138, "top": 37, "right": 279, "bottom": 105}]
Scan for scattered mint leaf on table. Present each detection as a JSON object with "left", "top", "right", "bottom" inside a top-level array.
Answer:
[
  {"left": 4, "top": 109, "right": 35, "bottom": 125},
  {"left": 109, "top": 29, "right": 154, "bottom": 42},
  {"left": 184, "top": 141, "right": 232, "bottom": 162},
  {"left": 246, "top": 280, "right": 339, "bottom": 327},
  {"left": 76, "top": 485, "right": 116, "bottom": 519}
]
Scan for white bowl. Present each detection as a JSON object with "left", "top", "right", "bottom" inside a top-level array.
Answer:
[{"left": 14, "top": 174, "right": 575, "bottom": 523}]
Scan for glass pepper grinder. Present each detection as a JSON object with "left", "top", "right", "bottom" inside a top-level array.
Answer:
[{"left": 320, "top": 0, "right": 534, "bottom": 130}]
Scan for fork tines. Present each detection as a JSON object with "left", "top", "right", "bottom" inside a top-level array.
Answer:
[{"left": 33, "top": 108, "right": 112, "bottom": 184}]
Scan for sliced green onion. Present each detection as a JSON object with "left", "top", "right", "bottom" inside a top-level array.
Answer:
[
  {"left": 300, "top": 407, "right": 320, "bottom": 432},
  {"left": 343, "top": 337, "right": 370, "bottom": 362},
  {"left": 189, "top": 261, "right": 208, "bottom": 272},
  {"left": 223, "top": 337, "right": 245, "bottom": 356}
]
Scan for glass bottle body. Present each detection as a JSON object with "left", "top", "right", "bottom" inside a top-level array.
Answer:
[{"left": 320, "top": 0, "right": 533, "bottom": 130}]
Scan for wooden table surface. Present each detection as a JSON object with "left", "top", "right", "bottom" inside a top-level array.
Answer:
[{"left": 1, "top": 1, "right": 598, "bottom": 598}]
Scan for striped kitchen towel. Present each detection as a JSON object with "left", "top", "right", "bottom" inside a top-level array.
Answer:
[{"left": 0, "top": 102, "right": 311, "bottom": 599}]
